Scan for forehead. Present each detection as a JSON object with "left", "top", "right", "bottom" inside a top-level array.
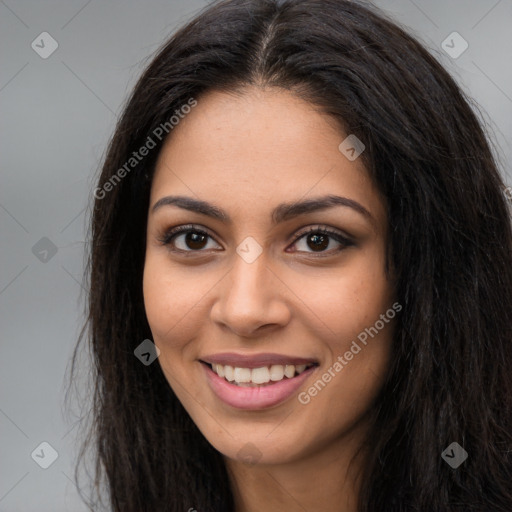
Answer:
[{"left": 150, "top": 87, "right": 385, "bottom": 226}]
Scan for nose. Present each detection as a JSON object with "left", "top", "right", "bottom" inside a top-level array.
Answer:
[{"left": 210, "top": 251, "right": 291, "bottom": 338}]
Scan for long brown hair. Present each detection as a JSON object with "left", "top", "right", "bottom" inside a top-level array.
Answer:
[{"left": 69, "top": 0, "right": 512, "bottom": 510}]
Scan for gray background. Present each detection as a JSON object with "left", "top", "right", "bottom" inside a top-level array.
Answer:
[{"left": 1, "top": 0, "right": 511, "bottom": 510}]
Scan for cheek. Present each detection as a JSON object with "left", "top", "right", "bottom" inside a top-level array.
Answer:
[
  {"left": 298, "top": 285, "right": 394, "bottom": 449},
  {"left": 142, "top": 252, "right": 202, "bottom": 350},
  {"left": 142, "top": 256, "right": 207, "bottom": 391},
  {"left": 311, "top": 249, "right": 392, "bottom": 342},
  {"left": 303, "top": 250, "right": 394, "bottom": 410}
]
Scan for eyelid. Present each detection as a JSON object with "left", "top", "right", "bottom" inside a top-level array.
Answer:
[
  {"left": 291, "top": 225, "right": 353, "bottom": 244},
  {"left": 157, "top": 223, "right": 220, "bottom": 248}
]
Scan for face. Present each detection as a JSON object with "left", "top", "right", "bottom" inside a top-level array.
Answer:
[{"left": 143, "top": 86, "right": 396, "bottom": 466}]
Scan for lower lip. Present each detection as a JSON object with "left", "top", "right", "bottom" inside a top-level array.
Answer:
[{"left": 202, "top": 363, "right": 317, "bottom": 410}]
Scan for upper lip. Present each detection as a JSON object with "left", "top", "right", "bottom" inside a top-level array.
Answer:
[{"left": 200, "top": 352, "right": 318, "bottom": 369}]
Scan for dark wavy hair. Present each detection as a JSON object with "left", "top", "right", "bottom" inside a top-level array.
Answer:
[{"left": 69, "top": 0, "right": 512, "bottom": 510}]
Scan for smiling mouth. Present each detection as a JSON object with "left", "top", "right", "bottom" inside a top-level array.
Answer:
[{"left": 200, "top": 361, "right": 318, "bottom": 387}]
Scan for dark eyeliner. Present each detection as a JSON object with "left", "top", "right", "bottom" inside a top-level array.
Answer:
[
  {"left": 157, "top": 224, "right": 212, "bottom": 247},
  {"left": 289, "top": 226, "right": 354, "bottom": 255}
]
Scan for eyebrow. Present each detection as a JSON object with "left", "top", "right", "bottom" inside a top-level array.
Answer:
[{"left": 151, "top": 194, "right": 374, "bottom": 225}]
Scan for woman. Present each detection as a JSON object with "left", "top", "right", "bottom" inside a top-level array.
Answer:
[{"left": 70, "top": 0, "right": 512, "bottom": 510}]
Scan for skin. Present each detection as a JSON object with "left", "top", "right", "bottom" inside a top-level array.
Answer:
[{"left": 143, "top": 86, "right": 396, "bottom": 511}]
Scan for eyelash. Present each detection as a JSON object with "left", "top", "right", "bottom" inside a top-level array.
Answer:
[{"left": 157, "top": 223, "right": 354, "bottom": 257}]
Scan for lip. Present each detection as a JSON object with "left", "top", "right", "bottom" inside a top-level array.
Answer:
[
  {"left": 201, "top": 361, "right": 318, "bottom": 410},
  {"left": 200, "top": 352, "right": 318, "bottom": 369}
]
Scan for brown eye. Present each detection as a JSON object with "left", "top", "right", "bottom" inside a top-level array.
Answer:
[
  {"left": 306, "top": 233, "right": 329, "bottom": 252},
  {"left": 290, "top": 227, "right": 354, "bottom": 255},
  {"left": 158, "top": 224, "right": 221, "bottom": 253},
  {"left": 183, "top": 231, "right": 208, "bottom": 250}
]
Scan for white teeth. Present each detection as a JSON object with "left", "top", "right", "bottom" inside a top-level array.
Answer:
[
  {"left": 269, "top": 364, "right": 285, "bottom": 381},
  {"left": 284, "top": 365, "right": 295, "bottom": 378},
  {"left": 233, "top": 367, "right": 251, "bottom": 383},
  {"left": 209, "top": 362, "right": 313, "bottom": 384},
  {"left": 224, "top": 365, "right": 235, "bottom": 382},
  {"left": 251, "top": 366, "right": 270, "bottom": 384},
  {"left": 215, "top": 364, "right": 225, "bottom": 378}
]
